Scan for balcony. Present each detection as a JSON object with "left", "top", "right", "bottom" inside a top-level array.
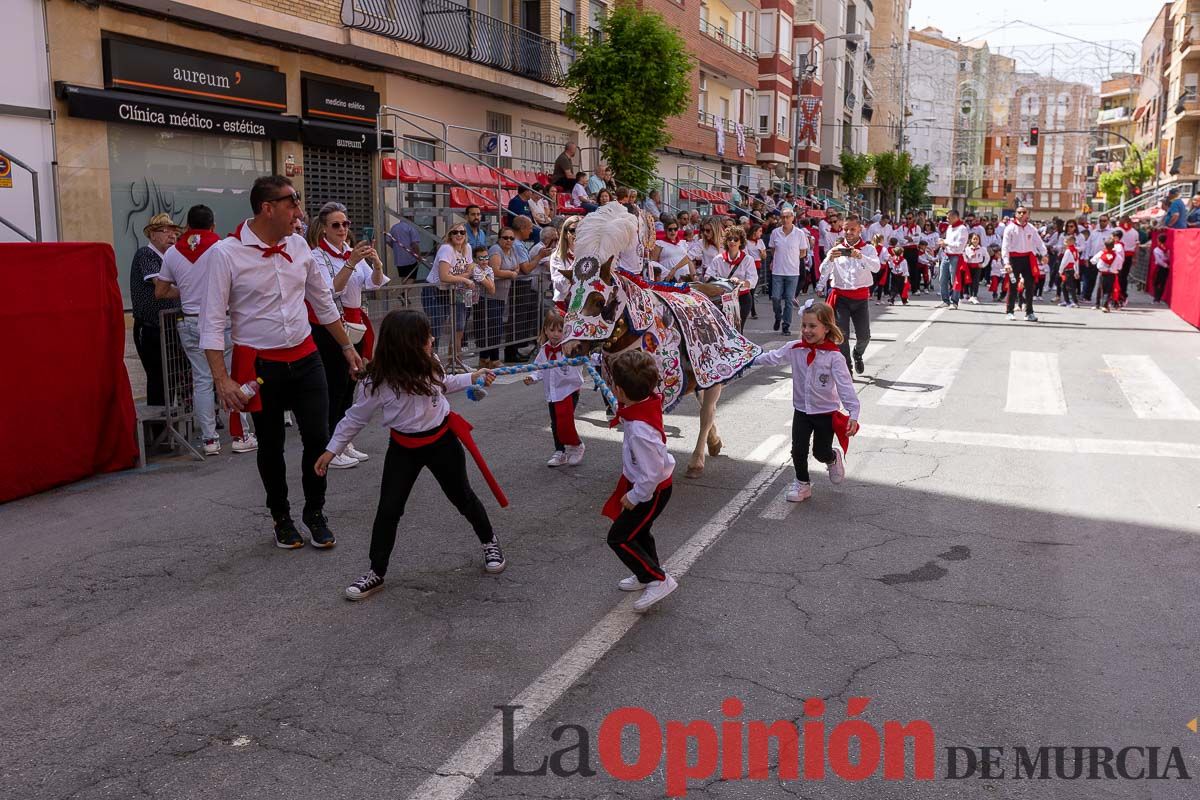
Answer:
[
  {"left": 342, "top": 0, "right": 565, "bottom": 86},
  {"left": 699, "top": 20, "right": 757, "bottom": 61},
  {"left": 697, "top": 110, "right": 757, "bottom": 140},
  {"left": 1096, "top": 106, "right": 1131, "bottom": 125}
]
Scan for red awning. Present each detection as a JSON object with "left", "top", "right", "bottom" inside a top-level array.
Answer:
[{"left": 1133, "top": 104, "right": 1148, "bottom": 122}]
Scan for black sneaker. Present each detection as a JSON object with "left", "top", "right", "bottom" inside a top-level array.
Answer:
[
  {"left": 273, "top": 517, "right": 304, "bottom": 550},
  {"left": 853, "top": 355, "right": 865, "bottom": 375},
  {"left": 772, "top": 318, "right": 781, "bottom": 331},
  {"left": 345, "top": 570, "right": 384, "bottom": 601},
  {"left": 482, "top": 537, "right": 506, "bottom": 574},
  {"left": 304, "top": 512, "right": 336, "bottom": 549},
  {"left": 781, "top": 326, "right": 790, "bottom": 335}
]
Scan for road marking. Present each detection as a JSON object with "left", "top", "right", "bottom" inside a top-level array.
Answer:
[
  {"left": 402, "top": 442, "right": 795, "bottom": 800},
  {"left": 862, "top": 341, "right": 888, "bottom": 362},
  {"left": 859, "top": 424, "right": 1200, "bottom": 460},
  {"left": 871, "top": 332, "right": 899, "bottom": 341},
  {"left": 904, "top": 306, "right": 946, "bottom": 344},
  {"left": 878, "top": 346, "right": 967, "bottom": 409},
  {"left": 1103, "top": 354, "right": 1200, "bottom": 420},
  {"left": 1005, "top": 351, "right": 1067, "bottom": 415},
  {"left": 760, "top": 486, "right": 794, "bottom": 519},
  {"left": 747, "top": 434, "right": 788, "bottom": 462}
]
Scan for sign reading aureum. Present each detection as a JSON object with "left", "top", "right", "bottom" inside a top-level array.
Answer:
[{"left": 103, "top": 39, "right": 287, "bottom": 111}]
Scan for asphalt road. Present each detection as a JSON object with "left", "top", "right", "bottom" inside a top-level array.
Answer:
[{"left": 4, "top": 290, "right": 1200, "bottom": 800}]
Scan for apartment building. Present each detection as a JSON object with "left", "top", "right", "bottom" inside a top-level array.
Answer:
[
  {"left": 1096, "top": 73, "right": 1142, "bottom": 162},
  {"left": 1135, "top": 3, "right": 1172, "bottom": 173},
  {"left": 1159, "top": 0, "right": 1200, "bottom": 184},
  {"left": 862, "top": 0, "right": 909, "bottom": 210},
  {"left": 905, "top": 28, "right": 960, "bottom": 206}
]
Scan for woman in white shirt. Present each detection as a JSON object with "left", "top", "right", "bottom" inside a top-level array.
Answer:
[
  {"left": 706, "top": 226, "right": 757, "bottom": 331},
  {"left": 433, "top": 224, "right": 477, "bottom": 370},
  {"left": 550, "top": 216, "right": 579, "bottom": 311},
  {"left": 691, "top": 216, "right": 724, "bottom": 277}
]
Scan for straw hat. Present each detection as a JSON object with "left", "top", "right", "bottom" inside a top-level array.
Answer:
[{"left": 143, "top": 213, "right": 181, "bottom": 237}]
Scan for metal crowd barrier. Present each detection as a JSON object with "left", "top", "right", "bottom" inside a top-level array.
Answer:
[
  {"left": 364, "top": 272, "right": 553, "bottom": 371},
  {"left": 136, "top": 309, "right": 204, "bottom": 465},
  {"left": 1131, "top": 245, "right": 1150, "bottom": 291}
]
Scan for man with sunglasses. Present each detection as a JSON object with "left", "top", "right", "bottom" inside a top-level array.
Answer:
[
  {"left": 1000, "top": 206, "right": 1048, "bottom": 322},
  {"left": 203, "top": 175, "right": 364, "bottom": 550}
]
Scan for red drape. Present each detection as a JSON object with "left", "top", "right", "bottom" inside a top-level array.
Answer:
[
  {"left": 0, "top": 243, "right": 138, "bottom": 502},
  {"left": 1167, "top": 229, "right": 1200, "bottom": 329}
]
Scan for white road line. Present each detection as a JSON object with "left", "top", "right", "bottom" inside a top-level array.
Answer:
[
  {"left": 747, "top": 434, "right": 788, "bottom": 462},
  {"left": 862, "top": 341, "right": 888, "bottom": 362},
  {"left": 859, "top": 424, "right": 1200, "bottom": 460},
  {"left": 760, "top": 486, "right": 794, "bottom": 520},
  {"left": 1103, "top": 354, "right": 1200, "bottom": 421},
  {"left": 871, "top": 332, "right": 900, "bottom": 342},
  {"left": 904, "top": 306, "right": 946, "bottom": 344},
  {"left": 878, "top": 346, "right": 968, "bottom": 409},
  {"left": 403, "top": 442, "right": 795, "bottom": 800},
  {"left": 1005, "top": 351, "right": 1067, "bottom": 416}
]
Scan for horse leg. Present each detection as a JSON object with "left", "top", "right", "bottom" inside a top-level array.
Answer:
[{"left": 687, "top": 384, "right": 723, "bottom": 477}]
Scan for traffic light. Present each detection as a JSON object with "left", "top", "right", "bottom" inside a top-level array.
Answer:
[{"left": 1029, "top": 126, "right": 1039, "bottom": 146}]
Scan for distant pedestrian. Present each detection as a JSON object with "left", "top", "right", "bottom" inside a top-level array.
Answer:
[{"left": 129, "top": 213, "right": 181, "bottom": 406}]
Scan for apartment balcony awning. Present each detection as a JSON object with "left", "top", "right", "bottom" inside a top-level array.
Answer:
[{"left": 343, "top": 0, "right": 565, "bottom": 87}]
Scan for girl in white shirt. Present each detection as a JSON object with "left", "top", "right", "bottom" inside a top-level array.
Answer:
[
  {"left": 754, "top": 300, "right": 860, "bottom": 503},
  {"left": 1058, "top": 234, "right": 1081, "bottom": 308},
  {"left": 746, "top": 224, "right": 767, "bottom": 320},
  {"left": 691, "top": 217, "right": 724, "bottom": 277},
  {"left": 318, "top": 309, "right": 504, "bottom": 601},
  {"left": 550, "top": 216, "right": 579, "bottom": 312},
  {"left": 524, "top": 310, "right": 586, "bottom": 467},
  {"left": 953, "top": 233, "right": 985, "bottom": 308}
]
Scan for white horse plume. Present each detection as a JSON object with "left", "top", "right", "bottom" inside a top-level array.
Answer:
[{"left": 574, "top": 201, "right": 639, "bottom": 266}]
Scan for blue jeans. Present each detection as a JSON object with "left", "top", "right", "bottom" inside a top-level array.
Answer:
[
  {"left": 177, "top": 316, "right": 250, "bottom": 441},
  {"left": 771, "top": 274, "right": 799, "bottom": 329},
  {"left": 938, "top": 255, "right": 953, "bottom": 303}
]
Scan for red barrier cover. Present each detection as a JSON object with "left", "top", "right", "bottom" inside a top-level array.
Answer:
[
  {"left": 1167, "top": 229, "right": 1200, "bottom": 330},
  {"left": 0, "top": 243, "right": 138, "bottom": 502}
]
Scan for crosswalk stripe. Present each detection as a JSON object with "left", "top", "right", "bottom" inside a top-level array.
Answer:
[
  {"left": 1005, "top": 351, "right": 1067, "bottom": 415},
  {"left": 878, "top": 346, "right": 967, "bottom": 408},
  {"left": 1103, "top": 354, "right": 1200, "bottom": 421}
]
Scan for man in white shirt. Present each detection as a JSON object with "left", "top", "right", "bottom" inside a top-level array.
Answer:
[
  {"left": 938, "top": 210, "right": 969, "bottom": 306},
  {"left": 816, "top": 215, "right": 879, "bottom": 374},
  {"left": 767, "top": 208, "right": 810, "bottom": 334},
  {"left": 1000, "top": 205, "right": 1049, "bottom": 322},
  {"left": 202, "top": 175, "right": 363, "bottom": 550},
  {"left": 1082, "top": 214, "right": 1113, "bottom": 301}
]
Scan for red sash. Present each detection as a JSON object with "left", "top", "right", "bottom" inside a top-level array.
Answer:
[
  {"left": 828, "top": 287, "right": 870, "bottom": 307},
  {"left": 341, "top": 306, "right": 375, "bottom": 360},
  {"left": 390, "top": 413, "right": 508, "bottom": 507},
  {"left": 230, "top": 336, "right": 317, "bottom": 413},
  {"left": 603, "top": 475, "right": 673, "bottom": 521}
]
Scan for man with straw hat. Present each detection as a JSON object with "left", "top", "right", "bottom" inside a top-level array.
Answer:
[{"left": 129, "top": 213, "right": 181, "bottom": 406}]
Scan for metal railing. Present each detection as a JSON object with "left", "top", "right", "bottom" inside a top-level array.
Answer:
[
  {"left": 0, "top": 146, "right": 42, "bottom": 242},
  {"left": 698, "top": 20, "right": 757, "bottom": 60},
  {"left": 343, "top": 0, "right": 565, "bottom": 86},
  {"left": 136, "top": 309, "right": 204, "bottom": 465},
  {"left": 696, "top": 111, "right": 757, "bottom": 139}
]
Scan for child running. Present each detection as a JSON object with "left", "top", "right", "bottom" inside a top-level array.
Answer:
[
  {"left": 603, "top": 350, "right": 678, "bottom": 612},
  {"left": 317, "top": 309, "right": 507, "bottom": 601},
  {"left": 524, "top": 309, "right": 586, "bottom": 467},
  {"left": 755, "top": 300, "right": 861, "bottom": 503}
]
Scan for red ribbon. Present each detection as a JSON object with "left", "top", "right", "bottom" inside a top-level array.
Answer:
[
  {"left": 390, "top": 413, "right": 508, "bottom": 507},
  {"left": 319, "top": 239, "right": 350, "bottom": 260}
]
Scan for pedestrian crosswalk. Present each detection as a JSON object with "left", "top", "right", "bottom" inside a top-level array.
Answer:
[
  {"left": 1005, "top": 351, "right": 1067, "bottom": 416},
  {"left": 1103, "top": 355, "right": 1200, "bottom": 421},
  {"left": 878, "top": 347, "right": 967, "bottom": 408}
]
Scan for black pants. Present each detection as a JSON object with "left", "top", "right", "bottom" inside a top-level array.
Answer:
[
  {"left": 1118, "top": 261, "right": 1132, "bottom": 303},
  {"left": 835, "top": 296, "right": 870, "bottom": 368},
  {"left": 1096, "top": 273, "right": 1117, "bottom": 309},
  {"left": 1006, "top": 255, "right": 1037, "bottom": 315},
  {"left": 904, "top": 249, "right": 921, "bottom": 291},
  {"left": 1153, "top": 267, "right": 1169, "bottom": 302},
  {"left": 1061, "top": 273, "right": 1078, "bottom": 305},
  {"left": 792, "top": 410, "right": 835, "bottom": 483},
  {"left": 607, "top": 484, "right": 671, "bottom": 583},
  {"left": 549, "top": 391, "right": 580, "bottom": 451},
  {"left": 251, "top": 351, "right": 329, "bottom": 520},
  {"left": 889, "top": 273, "right": 907, "bottom": 301},
  {"left": 737, "top": 292, "right": 753, "bottom": 332},
  {"left": 312, "top": 323, "right": 352, "bottom": 433},
  {"left": 370, "top": 427, "right": 493, "bottom": 577},
  {"left": 133, "top": 320, "right": 165, "bottom": 406},
  {"left": 1080, "top": 264, "right": 1098, "bottom": 301}
]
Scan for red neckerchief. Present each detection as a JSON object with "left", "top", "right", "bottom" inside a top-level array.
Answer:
[
  {"left": 232, "top": 221, "right": 292, "bottom": 262},
  {"left": 319, "top": 238, "right": 350, "bottom": 260},
  {"left": 1119, "top": 221, "right": 1132, "bottom": 232},
  {"left": 950, "top": 220, "right": 964, "bottom": 228},
  {"left": 722, "top": 250, "right": 748, "bottom": 270},
  {"left": 839, "top": 237, "right": 866, "bottom": 250},
  {"left": 543, "top": 342, "right": 563, "bottom": 360},
  {"left": 1065, "top": 245, "right": 1078, "bottom": 260},
  {"left": 1100, "top": 250, "right": 1116, "bottom": 266},
  {"left": 791, "top": 338, "right": 840, "bottom": 365},
  {"left": 174, "top": 229, "right": 220, "bottom": 264},
  {"left": 609, "top": 394, "right": 666, "bottom": 442}
]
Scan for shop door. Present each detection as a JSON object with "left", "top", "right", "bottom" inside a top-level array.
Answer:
[{"left": 304, "top": 146, "right": 373, "bottom": 240}]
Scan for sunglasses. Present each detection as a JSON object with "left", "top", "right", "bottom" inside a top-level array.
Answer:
[
  {"left": 499, "top": 235, "right": 515, "bottom": 241},
  {"left": 268, "top": 191, "right": 301, "bottom": 206},
  {"left": 450, "top": 229, "right": 466, "bottom": 236},
  {"left": 565, "top": 228, "right": 576, "bottom": 234},
  {"left": 328, "top": 220, "right": 351, "bottom": 229},
  {"left": 666, "top": 226, "right": 678, "bottom": 232}
]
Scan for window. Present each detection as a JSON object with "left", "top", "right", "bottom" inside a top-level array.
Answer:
[
  {"left": 757, "top": 93, "right": 772, "bottom": 135},
  {"left": 699, "top": 73, "right": 708, "bottom": 116},
  {"left": 777, "top": 97, "right": 790, "bottom": 138},
  {"left": 720, "top": 97, "right": 731, "bottom": 123},
  {"left": 700, "top": 2, "right": 709, "bottom": 27},
  {"left": 759, "top": 12, "right": 776, "bottom": 56},
  {"left": 778, "top": 13, "right": 791, "bottom": 55},
  {"left": 589, "top": 0, "right": 605, "bottom": 43},
  {"left": 560, "top": 0, "right": 577, "bottom": 37}
]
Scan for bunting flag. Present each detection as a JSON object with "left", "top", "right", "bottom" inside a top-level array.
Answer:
[
  {"left": 715, "top": 116, "right": 726, "bottom": 156},
  {"left": 735, "top": 123, "right": 746, "bottom": 158},
  {"left": 797, "top": 97, "right": 822, "bottom": 148}
]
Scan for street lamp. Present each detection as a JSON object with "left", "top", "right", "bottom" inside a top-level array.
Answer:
[{"left": 792, "top": 32, "right": 865, "bottom": 194}]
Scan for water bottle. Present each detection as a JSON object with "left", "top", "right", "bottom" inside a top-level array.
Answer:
[{"left": 239, "top": 378, "right": 263, "bottom": 399}]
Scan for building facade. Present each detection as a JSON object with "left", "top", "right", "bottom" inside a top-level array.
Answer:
[
  {"left": 1135, "top": 3, "right": 1173, "bottom": 175},
  {"left": 1158, "top": 0, "right": 1200, "bottom": 184},
  {"left": 904, "top": 28, "right": 959, "bottom": 206},
  {"left": 862, "top": 0, "right": 909, "bottom": 210}
]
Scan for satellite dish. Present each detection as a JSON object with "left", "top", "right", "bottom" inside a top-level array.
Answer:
[{"left": 845, "top": 93, "right": 857, "bottom": 110}]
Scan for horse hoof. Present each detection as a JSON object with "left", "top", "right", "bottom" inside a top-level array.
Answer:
[
  {"left": 685, "top": 465, "right": 704, "bottom": 479},
  {"left": 707, "top": 438, "right": 723, "bottom": 457}
]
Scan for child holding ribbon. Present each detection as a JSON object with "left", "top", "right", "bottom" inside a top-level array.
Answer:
[{"left": 525, "top": 310, "right": 586, "bottom": 467}]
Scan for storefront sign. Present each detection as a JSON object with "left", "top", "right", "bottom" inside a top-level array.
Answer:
[
  {"left": 300, "top": 119, "right": 392, "bottom": 152},
  {"left": 302, "top": 78, "right": 379, "bottom": 126},
  {"left": 103, "top": 39, "right": 287, "bottom": 112},
  {"left": 59, "top": 84, "right": 299, "bottom": 140},
  {"left": 0, "top": 156, "right": 11, "bottom": 189}
]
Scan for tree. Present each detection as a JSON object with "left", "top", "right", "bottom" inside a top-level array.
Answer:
[
  {"left": 872, "top": 151, "right": 912, "bottom": 213},
  {"left": 901, "top": 164, "right": 932, "bottom": 210},
  {"left": 1096, "top": 146, "right": 1159, "bottom": 209},
  {"left": 839, "top": 152, "right": 874, "bottom": 200},
  {"left": 564, "top": 1, "right": 692, "bottom": 193},
  {"left": 1097, "top": 170, "right": 1126, "bottom": 209}
]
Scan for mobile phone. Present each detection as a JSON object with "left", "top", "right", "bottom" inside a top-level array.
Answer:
[{"left": 362, "top": 225, "right": 375, "bottom": 243}]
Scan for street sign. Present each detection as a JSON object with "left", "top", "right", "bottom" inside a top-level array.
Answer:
[{"left": 0, "top": 156, "right": 11, "bottom": 189}]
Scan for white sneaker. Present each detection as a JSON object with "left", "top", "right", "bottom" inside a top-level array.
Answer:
[
  {"left": 203, "top": 438, "right": 221, "bottom": 456},
  {"left": 786, "top": 480, "right": 812, "bottom": 502},
  {"left": 329, "top": 453, "right": 360, "bottom": 469},
  {"left": 565, "top": 443, "right": 586, "bottom": 466},
  {"left": 231, "top": 434, "right": 257, "bottom": 453},
  {"left": 633, "top": 573, "right": 678, "bottom": 612},
  {"left": 618, "top": 574, "right": 650, "bottom": 592},
  {"left": 1006, "top": 312, "right": 1016, "bottom": 321},
  {"left": 546, "top": 451, "right": 569, "bottom": 467},
  {"left": 344, "top": 443, "right": 369, "bottom": 461},
  {"left": 968, "top": 296, "right": 979, "bottom": 305},
  {"left": 827, "top": 447, "right": 845, "bottom": 485}
]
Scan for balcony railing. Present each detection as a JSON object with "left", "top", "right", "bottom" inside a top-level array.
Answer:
[
  {"left": 698, "top": 20, "right": 757, "bottom": 60},
  {"left": 697, "top": 110, "right": 758, "bottom": 139},
  {"left": 1097, "top": 106, "right": 1131, "bottom": 124},
  {"left": 342, "top": 0, "right": 566, "bottom": 86}
]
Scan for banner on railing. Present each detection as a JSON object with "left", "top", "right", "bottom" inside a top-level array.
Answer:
[
  {"left": 716, "top": 117, "right": 725, "bottom": 156},
  {"left": 797, "top": 97, "right": 821, "bottom": 148},
  {"left": 736, "top": 123, "right": 746, "bottom": 158}
]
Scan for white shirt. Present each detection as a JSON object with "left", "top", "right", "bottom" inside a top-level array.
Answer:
[
  {"left": 311, "top": 242, "right": 391, "bottom": 308},
  {"left": 970, "top": 224, "right": 986, "bottom": 243},
  {"left": 982, "top": 231, "right": 1002, "bottom": 251},
  {"left": 1088, "top": 225, "right": 1113, "bottom": 259},
  {"left": 200, "top": 221, "right": 339, "bottom": 352},
  {"left": 963, "top": 244, "right": 985, "bottom": 265},
  {"left": 899, "top": 224, "right": 922, "bottom": 248},
  {"left": 817, "top": 239, "right": 880, "bottom": 291},
  {"left": 1153, "top": 245, "right": 1169, "bottom": 270},
  {"left": 755, "top": 342, "right": 861, "bottom": 419},
  {"left": 1001, "top": 222, "right": 1047, "bottom": 265},
  {"left": 767, "top": 225, "right": 809, "bottom": 276},
  {"left": 327, "top": 371, "right": 473, "bottom": 454},
  {"left": 158, "top": 236, "right": 217, "bottom": 316},
  {"left": 1059, "top": 247, "right": 1080, "bottom": 275},
  {"left": 1092, "top": 247, "right": 1123, "bottom": 274},
  {"left": 571, "top": 182, "right": 589, "bottom": 205},
  {"left": 432, "top": 243, "right": 473, "bottom": 285},
  {"left": 527, "top": 343, "right": 584, "bottom": 403},
  {"left": 644, "top": 198, "right": 661, "bottom": 219},
  {"left": 619, "top": 419, "right": 676, "bottom": 505},
  {"left": 1118, "top": 225, "right": 1140, "bottom": 254},
  {"left": 706, "top": 250, "right": 758, "bottom": 289},
  {"left": 943, "top": 222, "right": 969, "bottom": 256},
  {"left": 549, "top": 250, "right": 575, "bottom": 302}
]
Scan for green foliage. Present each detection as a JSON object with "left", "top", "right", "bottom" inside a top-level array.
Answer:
[
  {"left": 902, "top": 164, "right": 932, "bottom": 210},
  {"left": 564, "top": 1, "right": 692, "bottom": 193},
  {"left": 839, "top": 152, "right": 875, "bottom": 197},
  {"left": 872, "top": 151, "right": 912, "bottom": 211},
  {"left": 1097, "top": 171, "right": 1125, "bottom": 209},
  {"left": 1096, "top": 147, "right": 1159, "bottom": 208}
]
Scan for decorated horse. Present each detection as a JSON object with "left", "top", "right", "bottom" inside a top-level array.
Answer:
[{"left": 561, "top": 203, "right": 761, "bottom": 477}]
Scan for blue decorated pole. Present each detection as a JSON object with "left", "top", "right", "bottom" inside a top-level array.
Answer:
[{"left": 467, "top": 356, "right": 618, "bottom": 409}]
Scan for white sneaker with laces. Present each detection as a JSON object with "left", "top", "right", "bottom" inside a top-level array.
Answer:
[
  {"left": 546, "top": 451, "right": 569, "bottom": 467},
  {"left": 231, "top": 434, "right": 257, "bottom": 453},
  {"left": 565, "top": 443, "right": 586, "bottom": 466},
  {"left": 329, "top": 453, "right": 360, "bottom": 469},
  {"left": 203, "top": 439, "right": 221, "bottom": 456},
  {"left": 968, "top": 296, "right": 979, "bottom": 305},
  {"left": 827, "top": 448, "right": 845, "bottom": 485},
  {"left": 633, "top": 573, "right": 678, "bottom": 611},
  {"left": 344, "top": 443, "right": 369, "bottom": 461},
  {"left": 786, "top": 480, "right": 812, "bottom": 502},
  {"left": 618, "top": 574, "right": 650, "bottom": 592}
]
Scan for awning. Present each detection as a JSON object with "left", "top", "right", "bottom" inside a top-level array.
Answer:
[
  {"left": 57, "top": 83, "right": 299, "bottom": 140},
  {"left": 1133, "top": 104, "right": 1148, "bottom": 122},
  {"left": 300, "top": 119, "right": 394, "bottom": 153}
]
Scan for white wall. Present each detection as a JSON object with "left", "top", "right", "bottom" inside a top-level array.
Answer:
[
  {"left": 905, "top": 40, "right": 957, "bottom": 198},
  {"left": 0, "top": 0, "right": 56, "bottom": 242}
]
